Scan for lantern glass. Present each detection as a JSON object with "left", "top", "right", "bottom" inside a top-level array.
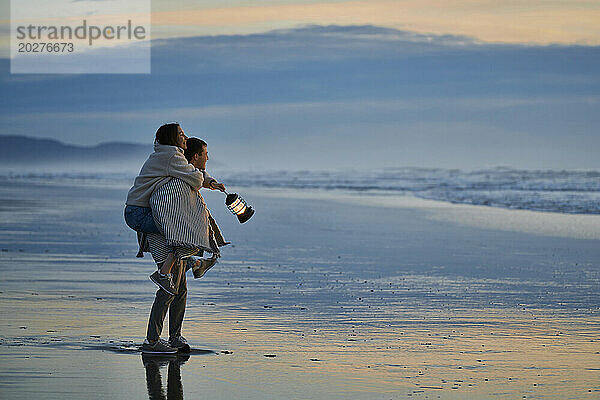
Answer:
[
  {"left": 225, "top": 193, "right": 255, "bottom": 223},
  {"left": 231, "top": 200, "right": 246, "bottom": 214}
]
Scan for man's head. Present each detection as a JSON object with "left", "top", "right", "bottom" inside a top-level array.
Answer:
[
  {"left": 184, "top": 137, "right": 209, "bottom": 169},
  {"left": 155, "top": 123, "right": 187, "bottom": 149}
]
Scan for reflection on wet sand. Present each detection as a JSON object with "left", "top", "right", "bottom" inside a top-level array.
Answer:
[
  {"left": 1, "top": 177, "right": 600, "bottom": 399},
  {"left": 142, "top": 354, "right": 189, "bottom": 400}
]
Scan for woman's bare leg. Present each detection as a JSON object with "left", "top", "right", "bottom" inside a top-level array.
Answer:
[{"left": 159, "top": 253, "right": 176, "bottom": 275}]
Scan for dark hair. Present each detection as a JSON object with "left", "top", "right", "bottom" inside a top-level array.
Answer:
[
  {"left": 184, "top": 137, "right": 207, "bottom": 162},
  {"left": 155, "top": 123, "right": 180, "bottom": 146}
]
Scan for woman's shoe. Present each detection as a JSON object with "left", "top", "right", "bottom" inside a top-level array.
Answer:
[
  {"left": 193, "top": 255, "right": 218, "bottom": 279},
  {"left": 149, "top": 271, "right": 178, "bottom": 295}
]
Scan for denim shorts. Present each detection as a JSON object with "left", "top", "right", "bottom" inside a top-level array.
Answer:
[{"left": 124, "top": 205, "right": 160, "bottom": 234}]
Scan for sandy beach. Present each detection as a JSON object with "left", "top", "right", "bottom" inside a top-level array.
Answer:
[{"left": 0, "top": 175, "right": 599, "bottom": 399}]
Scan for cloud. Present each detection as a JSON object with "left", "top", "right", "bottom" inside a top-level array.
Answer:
[
  {"left": 148, "top": 24, "right": 600, "bottom": 74},
  {"left": 4, "top": 96, "right": 597, "bottom": 121},
  {"left": 150, "top": 0, "right": 600, "bottom": 45},
  {"left": 1, "top": 0, "right": 599, "bottom": 58},
  {"left": 2, "top": 25, "right": 598, "bottom": 101},
  {"left": 0, "top": 24, "right": 598, "bottom": 169}
]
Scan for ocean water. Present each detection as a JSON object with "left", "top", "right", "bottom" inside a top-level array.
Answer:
[
  {"left": 1, "top": 171, "right": 600, "bottom": 399},
  {"left": 3, "top": 166, "right": 599, "bottom": 215},
  {"left": 0, "top": 170, "right": 599, "bottom": 313},
  {"left": 220, "top": 167, "right": 600, "bottom": 215}
]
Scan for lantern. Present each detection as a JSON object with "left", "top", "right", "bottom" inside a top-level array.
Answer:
[{"left": 225, "top": 192, "right": 255, "bottom": 223}]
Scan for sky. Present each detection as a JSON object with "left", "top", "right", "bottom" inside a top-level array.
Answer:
[{"left": 0, "top": 0, "right": 599, "bottom": 170}]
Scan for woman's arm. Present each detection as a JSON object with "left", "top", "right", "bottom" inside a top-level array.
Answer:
[{"left": 166, "top": 152, "right": 205, "bottom": 191}]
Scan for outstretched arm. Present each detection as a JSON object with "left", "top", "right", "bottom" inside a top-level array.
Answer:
[
  {"left": 201, "top": 170, "right": 226, "bottom": 192},
  {"left": 209, "top": 180, "right": 226, "bottom": 192}
]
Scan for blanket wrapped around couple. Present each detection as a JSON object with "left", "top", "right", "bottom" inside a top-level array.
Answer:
[{"left": 141, "top": 177, "right": 228, "bottom": 256}]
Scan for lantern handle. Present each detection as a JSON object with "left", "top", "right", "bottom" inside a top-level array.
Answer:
[{"left": 209, "top": 180, "right": 227, "bottom": 194}]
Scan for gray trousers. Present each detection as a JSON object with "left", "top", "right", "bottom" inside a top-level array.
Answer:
[{"left": 146, "top": 260, "right": 187, "bottom": 342}]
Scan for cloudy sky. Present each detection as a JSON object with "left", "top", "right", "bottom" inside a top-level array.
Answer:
[{"left": 0, "top": 0, "right": 599, "bottom": 170}]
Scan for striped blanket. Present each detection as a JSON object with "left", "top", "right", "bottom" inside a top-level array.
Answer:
[{"left": 149, "top": 177, "right": 228, "bottom": 255}]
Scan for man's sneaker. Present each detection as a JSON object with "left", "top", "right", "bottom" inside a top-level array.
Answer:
[
  {"left": 141, "top": 338, "right": 178, "bottom": 354},
  {"left": 192, "top": 255, "right": 218, "bottom": 279},
  {"left": 149, "top": 271, "right": 177, "bottom": 295},
  {"left": 168, "top": 336, "right": 191, "bottom": 353}
]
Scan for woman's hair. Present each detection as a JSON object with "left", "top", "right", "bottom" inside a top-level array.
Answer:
[
  {"left": 184, "top": 137, "right": 207, "bottom": 162},
  {"left": 155, "top": 123, "right": 181, "bottom": 146}
]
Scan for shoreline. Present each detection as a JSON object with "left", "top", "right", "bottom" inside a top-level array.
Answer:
[{"left": 240, "top": 187, "right": 600, "bottom": 240}]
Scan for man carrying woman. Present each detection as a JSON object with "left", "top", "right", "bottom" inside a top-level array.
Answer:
[{"left": 125, "top": 123, "right": 228, "bottom": 354}]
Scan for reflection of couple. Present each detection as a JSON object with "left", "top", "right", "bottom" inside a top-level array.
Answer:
[
  {"left": 142, "top": 353, "right": 188, "bottom": 400},
  {"left": 125, "top": 123, "right": 228, "bottom": 354}
]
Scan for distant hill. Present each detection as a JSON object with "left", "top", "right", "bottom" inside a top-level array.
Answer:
[
  {"left": 0, "top": 135, "right": 153, "bottom": 165},
  {"left": 0, "top": 135, "right": 226, "bottom": 174}
]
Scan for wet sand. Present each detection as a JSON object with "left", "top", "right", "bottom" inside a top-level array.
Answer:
[{"left": 0, "top": 177, "right": 599, "bottom": 399}]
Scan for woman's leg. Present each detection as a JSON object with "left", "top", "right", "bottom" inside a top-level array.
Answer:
[
  {"left": 159, "top": 253, "right": 176, "bottom": 275},
  {"left": 146, "top": 234, "right": 176, "bottom": 278}
]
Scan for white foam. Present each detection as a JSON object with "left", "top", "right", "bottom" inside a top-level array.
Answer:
[{"left": 249, "top": 187, "right": 600, "bottom": 240}]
